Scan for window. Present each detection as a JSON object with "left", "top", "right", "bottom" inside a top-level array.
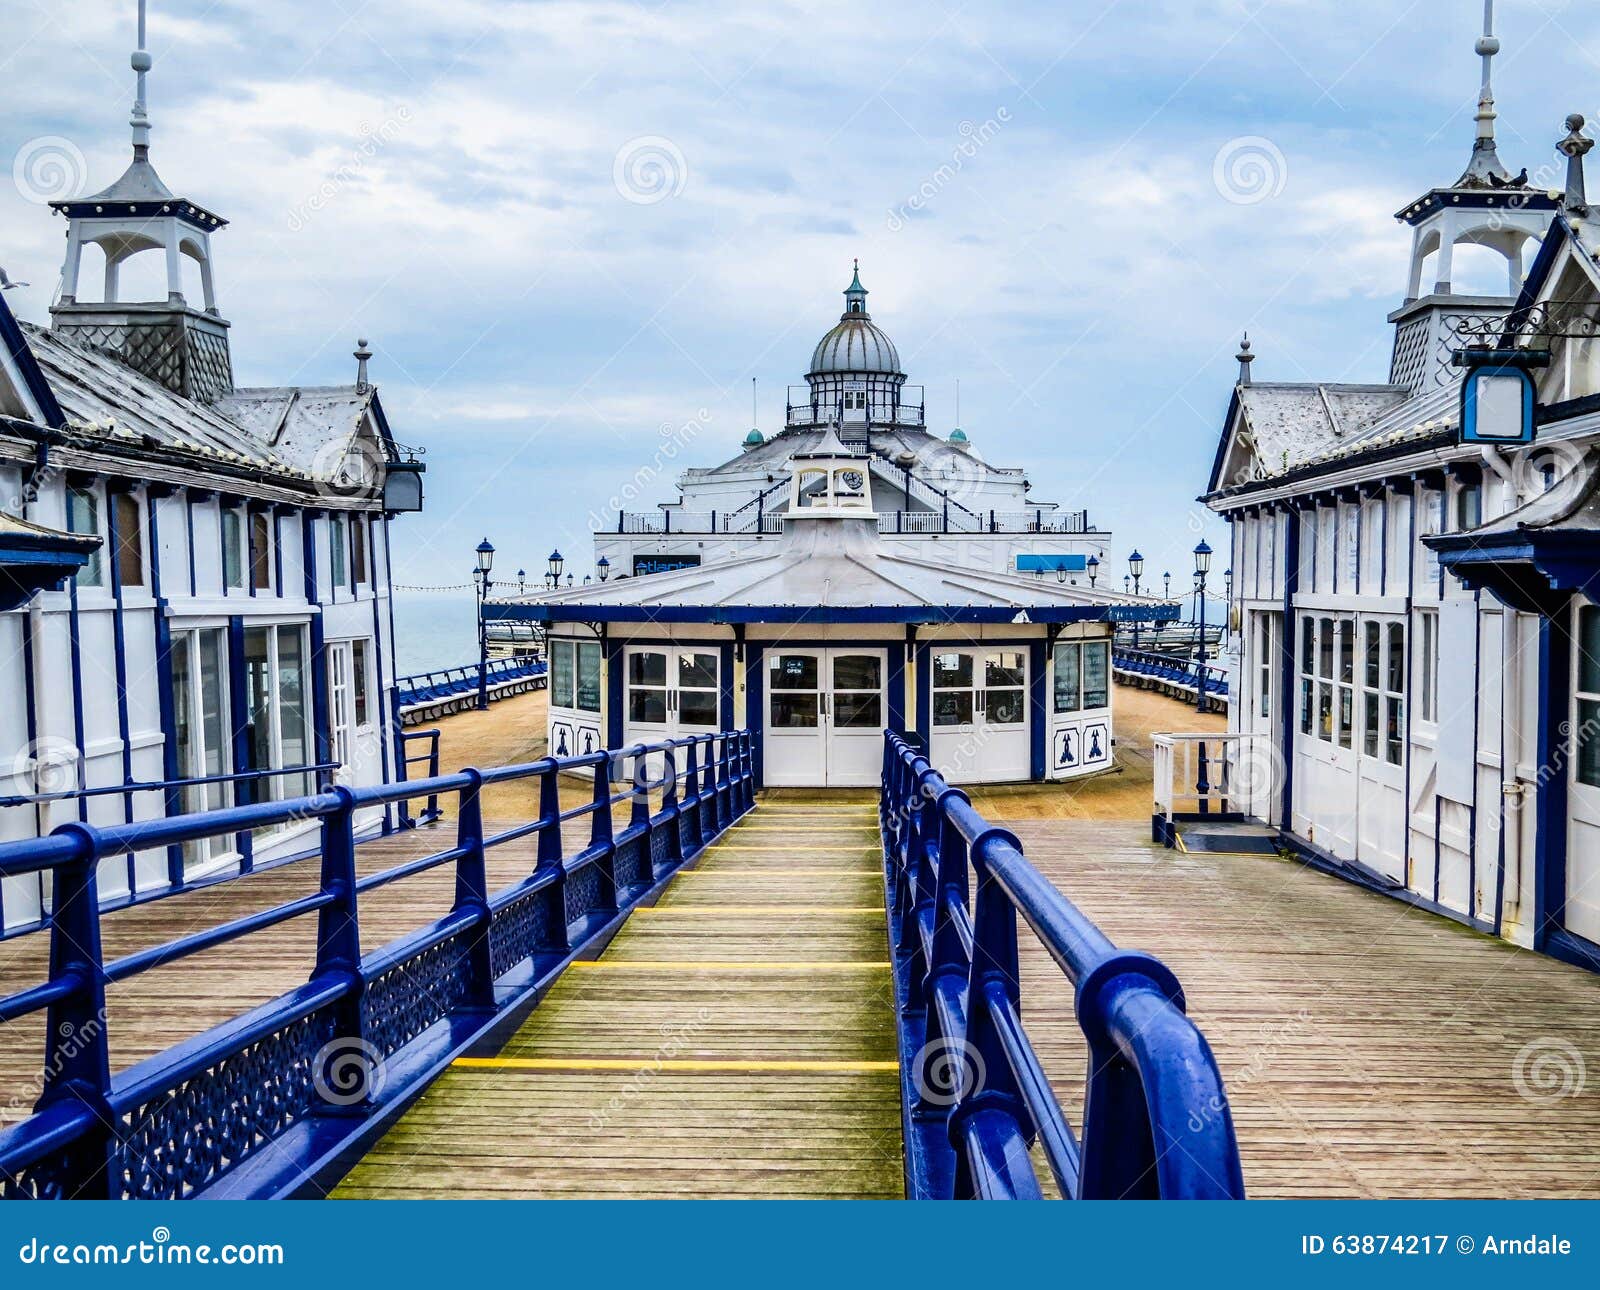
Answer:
[
  {"left": 1052, "top": 640, "right": 1108, "bottom": 713},
  {"left": 330, "top": 514, "right": 347, "bottom": 589},
  {"left": 1385, "top": 622, "right": 1405, "bottom": 765},
  {"left": 251, "top": 511, "right": 273, "bottom": 592},
  {"left": 171, "top": 627, "right": 231, "bottom": 871},
  {"left": 1362, "top": 621, "right": 1382, "bottom": 759},
  {"left": 113, "top": 492, "right": 144, "bottom": 588},
  {"left": 352, "top": 638, "right": 372, "bottom": 726},
  {"left": 1418, "top": 610, "right": 1439, "bottom": 723},
  {"left": 221, "top": 508, "right": 244, "bottom": 589},
  {"left": 243, "top": 624, "right": 312, "bottom": 806},
  {"left": 1577, "top": 605, "right": 1600, "bottom": 790},
  {"left": 1454, "top": 481, "right": 1482, "bottom": 531},
  {"left": 351, "top": 515, "right": 368, "bottom": 587},
  {"left": 1337, "top": 619, "right": 1354, "bottom": 750},
  {"left": 551, "top": 639, "right": 600, "bottom": 712},
  {"left": 66, "top": 484, "right": 103, "bottom": 587},
  {"left": 1299, "top": 617, "right": 1315, "bottom": 736}
]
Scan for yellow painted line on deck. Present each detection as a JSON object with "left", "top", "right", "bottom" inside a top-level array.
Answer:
[
  {"left": 631, "top": 905, "right": 883, "bottom": 915},
  {"left": 452, "top": 1056, "right": 899, "bottom": 1073},
  {"left": 673, "top": 868, "right": 880, "bottom": 876},
  {"left": 565, "top": 960, "right": 892, "bottom": 971}
]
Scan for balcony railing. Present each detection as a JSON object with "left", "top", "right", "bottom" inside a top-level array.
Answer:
[
  {"left": 606, "top": 508, "right": 1092, "bottom": 537},
  {"left": 786, "top": 384, "right": 925, "bottom": 428}
]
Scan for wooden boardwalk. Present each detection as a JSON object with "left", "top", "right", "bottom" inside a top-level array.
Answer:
[
  {"left": 1004, "top": 821, "right": 1600, "bottom": 1199},
  {"left": 334, "top": 802, "right": 903, "bottom": 1199}
]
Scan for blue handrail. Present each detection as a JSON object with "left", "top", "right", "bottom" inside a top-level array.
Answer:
[
  {"left": 0, "top": 761, "right": 340, "bottom": 810},
  {"left": 879, "top": 731, "right": 1244, "bottom": 1200},
  {"left": 0, "top": 728, "right": 755, "bottom": 1200}
]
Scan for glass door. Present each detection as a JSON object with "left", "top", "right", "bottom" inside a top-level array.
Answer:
[
  {"left": 675, "top": 650, "right": 721, "bottom": 734},
  {"left": 930, "top": 648, "right": 1028, "bottom": 782},
  {"left": 172, "top": 627, "right": 234, "bottom": 876},
  {"left": 825, "top": 651, "right": 885, "bottom": 786},
  {"left": 765, "top": 650, "right": 826, "bottom": 786}
]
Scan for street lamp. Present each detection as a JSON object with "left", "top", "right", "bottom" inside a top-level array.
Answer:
[
  {"left": 474, "top": 538, "right": 495, "bottom": 710},
  {"left": 545, "top": 548, "right": 563, "bottom": 590},
  {"left": 1056, "top": 567, "right": 1069, "bottom": 584},
  {"left": 1087, "top": 554, "right": 1100, "bottom": 588},
  {"left": 517, "top": 568, "right": 526, "bottom": 596},
  {"left": 597, "top": 556, "right": 611, "bottom": 583},
  {"left": 1129, "top": 549, "right": 1144, "bottom": 648},
  {"left": 1163, "top": 571, "right": 1171, "bottom": 599},
  {"left": 1193, "top": 540, "right": 1213, "bottom": 712},
  {"left": 1223, "top": 566, "right": 1234, "bottom": 645}
]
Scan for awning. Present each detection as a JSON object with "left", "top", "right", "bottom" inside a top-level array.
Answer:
[
  {"left": 1426, "top": 450, "right": 1600, "bottom": 613},
  {"left": 0, "top": 511, "right": 100, "bottom": 611}
]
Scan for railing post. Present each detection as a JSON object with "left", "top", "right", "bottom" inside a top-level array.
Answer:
[
  {"left": 589, "top": 753, "right": 618, "bottom": 913},
  {"left": 659, "top": 742, "right": 684, "bottom": 867},
  {"left": 535, "top": 760, "right": 569, "bottom": 952},
  {"left": 310, "top": 786, "right": 374, "bottom": 1115},
  {"left": 682, "top": 737, "right": 703, "bottom": 852},
  {"left": 451, "top": 769, "right": 496, "bottom": 1014},
  {"left": 951, "top": 830, "right": 1040, "bottom": 1200},
  {"left": 35, "top": 824, "right": 116, "bottom": 1198},
  {"left": 1076, "top": 952, "right": 1188, "bottom": 1199}
]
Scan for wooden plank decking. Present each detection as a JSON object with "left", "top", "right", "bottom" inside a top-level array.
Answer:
[
  {"left": 1003, "top": 820, "right": 1600, "bottom": 1199},
  {"left": 333, "top": 803, "right": 904, "bottom": 1199}
]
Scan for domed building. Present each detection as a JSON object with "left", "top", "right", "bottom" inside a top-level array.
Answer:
[{"left": 593, "top": 262, "right": 1111, "bottom": 583}]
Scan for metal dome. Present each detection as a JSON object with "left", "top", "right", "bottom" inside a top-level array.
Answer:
[
  {"left": 808, "top": 318, "right": 902, "bottom": 376},
  {"left": 807, "top": 262, "right": 905, "bottom": 377}
]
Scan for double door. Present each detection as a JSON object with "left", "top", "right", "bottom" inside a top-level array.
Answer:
[
  {"left": 929, "top": 648, "right": 1029, "bottom": 783},
  {"left": 764, "top": 648, "right": 886, "bottom": 786},
  {"left": 625, "top": 646, "right": 722, "bottom": 741}
]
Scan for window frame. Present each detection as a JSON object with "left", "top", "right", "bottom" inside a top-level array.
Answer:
[
  {"left": 250, "top": 509, "right": 273, "bottom": 593},
  {"left": 221, "top": 506, "right": 245, "bottom": 590},
  {"left": 66, "top": 482, "right": 104, "bottom": 588},
  {"left": 1575, "top": 603, "right": 1600, "bottom": 791}
]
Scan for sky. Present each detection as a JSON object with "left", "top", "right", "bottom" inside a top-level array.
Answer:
[{"left": 4, "top": 0, "right": 1600, "bottom": 591}]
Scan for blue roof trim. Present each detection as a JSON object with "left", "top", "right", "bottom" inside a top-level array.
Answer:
[
  {"left": 0, "top": 293, "right": 65, "bottom": 428},
  {"left": 485, "top": 602, "right": 1181, "bottom": 626},
  {"left": 1205, "top": 385, "right": 1244, "bottom": 497}
]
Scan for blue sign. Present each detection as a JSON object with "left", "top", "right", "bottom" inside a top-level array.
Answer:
[
  {"left": 632, "top": 554, "right": 701, "bottom": 576},
  {"left": 1016, "top": 553, "right": 1088, "bottom": 573}
]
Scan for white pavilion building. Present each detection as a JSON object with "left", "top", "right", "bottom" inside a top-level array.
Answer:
[
  {"left": 492, "top": 428, "right": 1168, "bottom": 787},
  {"left": 594, "top": 263, "right": 1113, "bottom": 582}
]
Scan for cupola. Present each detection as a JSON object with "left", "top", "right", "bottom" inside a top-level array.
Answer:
[
  {"left": 786, "top": 424, "right": 875, "bottom": 520},
  {"left": 48, "top": 0, "right": 234, "bottom": 404}
]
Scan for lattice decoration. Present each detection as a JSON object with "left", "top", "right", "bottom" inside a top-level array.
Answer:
[
  {"left": 118, "top": 1009, "right": 336, "bottom": 1201},
  {"left": 489, "top": 889, "right": 554, "bottom": 978},
  {"left": 564, "top": 860, "right": 604, "bottom": 925},
  {"left": 613, "top": 835, "right": 646, "bottom": 889},
  {"left": 361, "top": 936, "right": 471, "bottom": 1060}
]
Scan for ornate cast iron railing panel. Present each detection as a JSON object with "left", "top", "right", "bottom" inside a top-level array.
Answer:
[
  {"left": 0, "top": 730, "right": 755, "bottom": 1200},
  {"left": 879, "top": 731, "right": 1245, "bottom": 1200}
]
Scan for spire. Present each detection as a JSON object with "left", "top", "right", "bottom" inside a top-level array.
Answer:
[
  {"left": 1559, "top": 114, "right": 1593, "bottom": 219},
  {"left": 1236, "top": 334, "right": 1254, "bottom": 386},
  {"left": 130, "top": 0, "right": 152, "bottom": 159},
  {"left": 842, "top": 259, "right": 869, "bottom": 318},
  {"left": 1457, "top": 0, "right": 1512, "bottom": 186},
  {"left": 354, "top": 338, "right": 373, "bottom": 390}
]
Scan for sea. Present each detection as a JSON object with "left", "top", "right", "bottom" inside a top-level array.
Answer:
[{"left": 389, "top": 592, "right": 482, "bottom": 676}]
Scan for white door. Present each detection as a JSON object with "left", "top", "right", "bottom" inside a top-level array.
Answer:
[
  {"left": 1294, "top": 614, "right": 1358, "bottom": 858},
  {"left": 625, "top": 646, "right": 723, "bottom": 777},
  {"left": 930, "top": 648, "right": 1030, "bottom": 783},
  {"left": 1354, "top": 616, "right": 1406, "bottom": 882},
  {"left": 328, "top": 642, "right": 355, "bottom": 778},
  {"left": 763, "top": 648, "right": 887, "bottom": 787},
  {"left": 1567, "top": 601, "right": 1600, "bottom": 943}
]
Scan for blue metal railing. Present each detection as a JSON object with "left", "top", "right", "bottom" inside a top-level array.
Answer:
[
  {"left": 0, "top": 729, "right": 754, "bottom": 1200},
  {"left": 395, "top": 658, "right": 547, "bottom": 716},
  {"left": 395, "top": 728, "right": 443, "bottom": 829},
  {"left": 0, "top": 762, "right": 339, "bottom": 811},
  {"left": 1113, "top": 647, "right": 1229, "bottom": 708},
  {"left": 879, "top": 731, "right": 1244, "bottom": 1200}
]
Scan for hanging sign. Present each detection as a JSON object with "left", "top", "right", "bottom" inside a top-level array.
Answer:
[{"left": 1453, "top": 347, "right": 1548, "bottom": 446}]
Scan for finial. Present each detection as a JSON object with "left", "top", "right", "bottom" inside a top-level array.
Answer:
[
  {"left": 1474, "top": 0, "right": 1499, "bottom": 145},
  {"left": 354, "top": 338, "right": 373, "bottom": 390},
  {"left": 1559, "top": 114, "right": 1593, "bottom": 217},
  {"left": 130, "top": 0, "right": 152, "bottom": 159},
  {"left": 1236, "top": 333, "right": 1254, "bottom": 386}
]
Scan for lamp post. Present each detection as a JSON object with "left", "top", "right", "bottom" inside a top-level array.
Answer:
[
  {"left": 474, "top": 538, "right": 495, "bottom": 710},
  {"left": 517, "top": 568, "right": 526, "bottom": 596},
  {"left": 1129, "top": 549, "right": 1144, "bottom": 649},
  {"left": 1193, "top": 539, "right": 1212, "bottom": 712},
  {"left": 1223, "top": 566, "right": 1234, "bottom": 646},
  {"left": 545, "top": 548, "right": 563, "bottom": 591},
  {"left": 597, "top": 556, "right": 611, "bottom": 583},
  {"left": 1087, "top": 555, "right": 1099, "bottom": 588},
  {"left": 1163, "top": 571, "right": 1171, "bottom": 599}
]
